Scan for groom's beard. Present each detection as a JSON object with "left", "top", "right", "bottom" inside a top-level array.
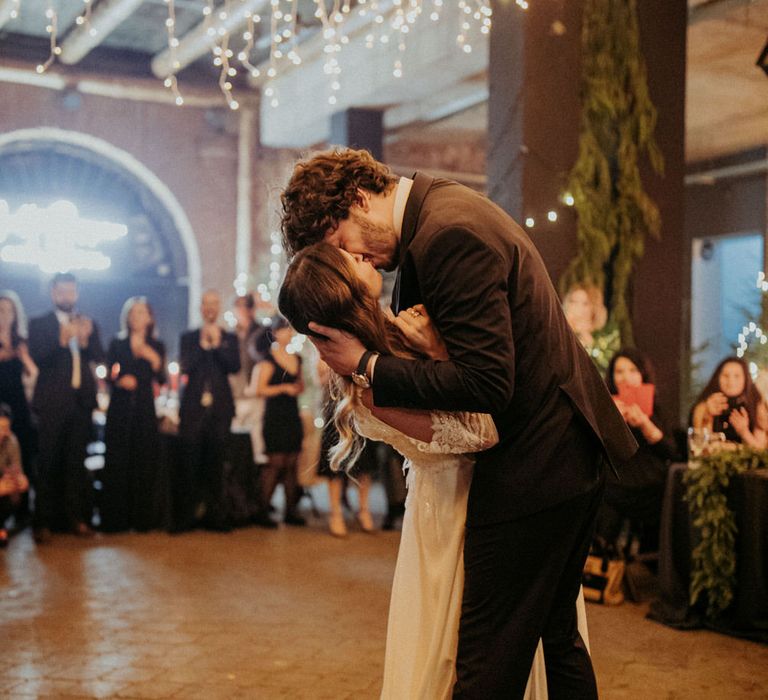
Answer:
[{"left": 350, "top": 211, "right": 400, "bottom": 272}]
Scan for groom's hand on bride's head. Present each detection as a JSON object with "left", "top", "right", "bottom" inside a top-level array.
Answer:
[{"left": 307, "top": 322, "right": 366, "bottom": 376}]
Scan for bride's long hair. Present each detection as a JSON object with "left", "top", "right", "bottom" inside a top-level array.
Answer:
[{"left": 278, "top": 242, "right": 418, "bottom": 472}]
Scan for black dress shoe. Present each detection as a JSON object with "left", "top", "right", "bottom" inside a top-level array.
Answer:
[
  {"left": 33, "top": 527, "right": 52, "bottom": 544},
  {"left": 284, "top": 513, "right": 307, "bottom": 527}
]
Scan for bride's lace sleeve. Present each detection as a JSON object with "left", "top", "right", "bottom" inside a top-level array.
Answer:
[{"left": 415, "top": 411, "right": 499, "bottom": 454}]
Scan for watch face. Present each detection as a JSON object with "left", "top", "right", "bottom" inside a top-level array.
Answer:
[{"left": 351, "top": 373, "right": 370, "bottom": 389}]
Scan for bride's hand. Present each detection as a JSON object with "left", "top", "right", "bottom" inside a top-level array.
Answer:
[{"left": 392, "top": 304, "right": 449, "bottom": 361}]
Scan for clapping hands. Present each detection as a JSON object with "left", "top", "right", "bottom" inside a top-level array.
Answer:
[{"left": 200, "top": 324, "right": 222, "bottom": 349}]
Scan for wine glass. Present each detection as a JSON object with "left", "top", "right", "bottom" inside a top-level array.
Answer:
[{"left": 687, "top": 427, "right": 709, "bottom": 462}]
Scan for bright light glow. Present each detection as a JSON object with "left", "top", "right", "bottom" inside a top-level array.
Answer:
[
  {"left": 563, "top": 193, "right": 575, "bottom": 206},
  {"left": 168, "top": 361, "right": 180, "bottom": 375},
  {"left": 525, "top": 217, "right": 535, "bottom": 228},
  {"left": 95, "top": 364, "right": 108, "bottom": 379},
  {"left": 547, "top": 210, "right": 558, "bottom": 222},
  {"left": 0, "top": 199, "right": 128, "bottom": 273}
]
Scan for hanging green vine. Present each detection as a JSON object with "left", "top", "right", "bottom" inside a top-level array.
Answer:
[
  {"left": 684, "top": 448, "right": 768, "bottom": 619},
  {"left": 560, "top": 0, "right": 664, "bottom": 346}
]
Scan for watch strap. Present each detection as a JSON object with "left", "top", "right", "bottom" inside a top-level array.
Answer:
[{"left": 356, "top": 350, "right": 375, "bottom": 380}]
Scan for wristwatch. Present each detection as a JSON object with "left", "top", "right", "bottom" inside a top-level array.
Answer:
[{"left": 351, "top": 350, "right": 376, "bottom": 389}]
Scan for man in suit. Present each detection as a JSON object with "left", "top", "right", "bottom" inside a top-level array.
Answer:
[
  {"left": 280, "top": 149, "right": 637, "bottom": 699},
  {"left": 28, "top": 272, "right": 104, "bottom": 542},
  {"left": 177, "top": 290, "right": 240, "bottom": 532}
]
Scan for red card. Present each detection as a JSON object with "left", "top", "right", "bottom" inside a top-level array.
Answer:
[{"left": 617, "top": 383, "right": 655, "bottom": 416}]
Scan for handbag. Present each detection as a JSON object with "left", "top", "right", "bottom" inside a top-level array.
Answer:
[{"left": 582, "top": 554, "right": 625, "bottom": 605}]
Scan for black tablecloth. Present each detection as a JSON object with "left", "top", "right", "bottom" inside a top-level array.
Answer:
[{"left": 649, "top": 462, "right": 768, "bottom": 642}]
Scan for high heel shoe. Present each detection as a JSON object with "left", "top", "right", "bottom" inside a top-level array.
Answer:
[
  {"left": 357, "top": 510, "right": 375, "bottom": 533},
  {"left": 329, "top": 512, "right": 347, "bottom": 538}
]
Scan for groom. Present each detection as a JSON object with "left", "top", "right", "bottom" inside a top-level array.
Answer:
[{"left": 281, "top": 149, "right": 636, "bottom": 699}]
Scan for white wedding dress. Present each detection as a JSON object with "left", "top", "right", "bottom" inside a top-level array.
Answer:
[{"left": 354, "top": 401, "right": 590, "bottom": 700}]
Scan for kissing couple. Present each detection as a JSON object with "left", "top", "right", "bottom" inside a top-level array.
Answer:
[{"left": 277, "top": 149, "right": 636, "bottom": 700}]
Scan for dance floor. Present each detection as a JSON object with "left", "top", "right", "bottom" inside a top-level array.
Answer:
[{"left": 1, "top": 486, "right": 766, "bottom": 699}]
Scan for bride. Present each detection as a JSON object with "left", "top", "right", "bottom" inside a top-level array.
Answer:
[{"left": 278, "top": 242, "right": 589, "bottom": 699}]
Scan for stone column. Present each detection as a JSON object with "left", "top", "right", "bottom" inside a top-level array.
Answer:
[
  {"left": 631, "top": 0, "right": 688, "bottom": 420},
  {"left": 330, "top": 108, "right": 384, "bottom": 161}
]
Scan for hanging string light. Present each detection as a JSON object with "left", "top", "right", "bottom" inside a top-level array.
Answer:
[
  {"left": 15, "top": 0, "right": 528, "bottom": 107},
  {"left": 36, "top": 5, "right": 61, "bottom": 74},
  {"left": 736, "top": 272, "right": 768, "bottom": 378},
  {"left": 215, "top": 34, "right": 240, "bottom": 110},
  {"left": 162, "top": 0, "right": 184, "bottom": 105},
  {"left": 74, "top": 0, "right": 97, "bottom": 38},
  {"left": 238, "top": 10, "right": 263, "bottom": 79},
  {"left": 523, "top": 191, "right": 575, "bottom": 230}
]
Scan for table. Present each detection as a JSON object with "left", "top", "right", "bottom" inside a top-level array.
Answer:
[{"left": 648, "top": 462, "right": 768, "bottom": 643}]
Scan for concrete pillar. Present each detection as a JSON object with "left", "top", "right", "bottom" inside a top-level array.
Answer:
[
  {"left": 330, "top": 108, "right": 384, "bottom": 161},
  {"left": 632, "top": 0, "right": 687, "bottom": 420}
]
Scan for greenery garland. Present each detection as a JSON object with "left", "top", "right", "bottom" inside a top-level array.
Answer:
[
  {"left": 585, "top": 323, "right": 621, "bottom": 374},
  {"left": 560, "top": 0, "right": 663, "bottom": 346},
  {"left": 684, "top": 448, "right": 768, "bottom": 618}
]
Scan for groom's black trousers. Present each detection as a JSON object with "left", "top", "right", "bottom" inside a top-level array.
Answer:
[{"left": 453, "top": 447, "right": 605, "bottom": 700}]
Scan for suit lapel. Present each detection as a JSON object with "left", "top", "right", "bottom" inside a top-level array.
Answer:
[{"left": 392, "top": 172, "right": 434, "bottom": 314}]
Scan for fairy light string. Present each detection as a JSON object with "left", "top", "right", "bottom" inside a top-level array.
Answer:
[
  {"left": 162, "top": 0, "right": 184, "bottom": 105},
  {"left": 36, "top": 4, "right": 60, "bottom": 74},
  {"left": 15, "top": 0, "right": 532, "bottom": 108}
]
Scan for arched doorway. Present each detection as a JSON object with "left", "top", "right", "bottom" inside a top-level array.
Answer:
[{"left": 0, "top": 128, "right": 201, "bottom": 358}]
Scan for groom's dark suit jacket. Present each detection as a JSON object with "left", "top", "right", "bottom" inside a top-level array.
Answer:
[{"left": 372, "top": 174, "right": 637, "bottom": 526}]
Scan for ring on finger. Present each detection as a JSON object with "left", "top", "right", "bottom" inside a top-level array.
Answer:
[{"left": 408, "top": 308, "right": 421, "bottom": 318}]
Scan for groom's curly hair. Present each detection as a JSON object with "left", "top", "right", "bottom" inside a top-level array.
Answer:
[{"left": 280, "top": 148, "right": 398, "bottom": 258}]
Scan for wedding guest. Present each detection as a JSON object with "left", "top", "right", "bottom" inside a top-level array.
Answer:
[
  {"left": 596, "top": 349, "right": 678, "bottom": 553},
  {"left": 0, "top": 404, "right": 29, "bottom": 547},
  {"left": 691, "top": 357, "right": 767, "bottom": 449},
  {"left": 0, "top": 291, "right": 38, "bottom": 516},
  {"left": 230, "top": 294, "right": 269, "bottom": 466},
  {"left": 248, "top": 316, "right": 304, "bottom": 527},
  {"left": 230, "top": 293, "right": 260, "bottom": 400},
  {"left": 28, "top": 273, "right": 104, "bottom": 542},
  {"left": 316, "top": 359, "right": 375, "bottom": 537},
  {"left": 101, "top": 298, "right": 166, "bottom": 533},
  {"left": 563, "top": 284, "right": 607, "bottom": 352},
  {"left": 176, "top": 290, "right": 240, "bottom": 532}
]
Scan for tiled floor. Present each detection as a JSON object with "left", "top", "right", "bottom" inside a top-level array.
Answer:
[{"left": 1, "top": 488, "right": 767, "bottom": 699}]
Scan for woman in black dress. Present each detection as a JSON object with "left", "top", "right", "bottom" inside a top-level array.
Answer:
[
  {"left": 250, "top": 316, "right": 304, "bottom": 527},
  {"left": 101, "top": 297, "right": 166, "bottom": 532},
  {"left": 596, "top": 348, "right": 679, "bottom": 553},
  {"left": 0, "top": 291, "right": 38, "bottom": 503}
]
